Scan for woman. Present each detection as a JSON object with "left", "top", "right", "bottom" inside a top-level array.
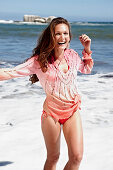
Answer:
[{"left": 0, "top": 17, "right": 93, "bottom": 170}]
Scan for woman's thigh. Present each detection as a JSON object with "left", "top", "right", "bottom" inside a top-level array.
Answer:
[
  {"left": 63, "top": 110, "right": 83, "bottom": 158},
  {"left": 41, "top": 115, "right": 61, "bottom": 157}
]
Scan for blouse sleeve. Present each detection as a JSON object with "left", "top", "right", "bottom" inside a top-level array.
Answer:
[
  {"left": 0, "top": 56, "right": 40, "bottom": 81},
  {"left": 73, "top": 49, "right": 94, "bottom": 74}
]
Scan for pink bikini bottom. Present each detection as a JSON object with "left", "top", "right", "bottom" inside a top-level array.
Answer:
[{"left": 41, "top": 110, "right": 70, "bottom": 125}]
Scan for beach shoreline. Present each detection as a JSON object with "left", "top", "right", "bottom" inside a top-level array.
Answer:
[
  {"left": 0, "top": 15, "right": 56, "bottom": 25},
  {"left": 0, "top": 19, "right": 48, "bottom": 25},
  {"left": 0, "top": 19, "right": 113, "bottom": 26}
]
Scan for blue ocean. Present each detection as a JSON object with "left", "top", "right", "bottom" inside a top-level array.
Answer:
[
  {"left": 0, "top": 22, "right": 113, "bottom": 73},
  {"left": 0, "top": 21, "right": 113, "bottom": 170}
]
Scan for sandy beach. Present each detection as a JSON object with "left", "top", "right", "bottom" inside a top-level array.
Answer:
[{"left": 0, "top": 91, "right": 113, "bottom": 170}]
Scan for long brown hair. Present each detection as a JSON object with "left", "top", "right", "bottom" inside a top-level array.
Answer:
[{"left": 30, "top": 17, "right": 72, "bottom": 83}]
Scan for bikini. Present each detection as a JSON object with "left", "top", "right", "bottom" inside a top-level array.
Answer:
[
  {"left": 1, "top": 49, "right": 93, "bottom": 124},
  {"left": 41, "top": 110, "right": 69, "bottom": 125}
]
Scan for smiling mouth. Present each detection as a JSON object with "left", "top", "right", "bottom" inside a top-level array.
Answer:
[{"left": 58, "top": 42, "right": 66, "bottom": 45}]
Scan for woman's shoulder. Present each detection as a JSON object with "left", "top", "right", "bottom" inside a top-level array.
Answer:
[
  {"left": 28, "top": 55, "right": 38, "bottom": 61},
  {"left": 27, "top": 55, "right": 39, "bottom": 63},
  {"left": 24, "top": 55, "right": 40, "bottom": 69}
]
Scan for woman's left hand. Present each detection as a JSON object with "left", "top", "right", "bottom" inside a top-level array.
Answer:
[{"left": 79, "top": 34, "right": 91, "bottom": 54}]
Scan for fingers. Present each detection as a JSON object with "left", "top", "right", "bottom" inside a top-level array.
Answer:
[
  {"left": 79, "top": 34, "right": 91, "bottom": 42},
  {"left": 79, "top": 34, "right": 91, "bottom": 53}
]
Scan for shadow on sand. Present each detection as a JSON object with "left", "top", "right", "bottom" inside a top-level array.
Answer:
[{"left": 0, "top": 161, "right": 13, "bottom": 166}]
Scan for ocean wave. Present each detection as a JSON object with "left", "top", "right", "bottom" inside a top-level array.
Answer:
[
  {"left": 71, "top": 22, "right": 113, "bottom": 26},
  {"left": 0, "top": 61, "right": 14, "bottom": 68},
  {"left": 99, "top": 73, "right": 113, "bottom": 78},
  {"left": 0, "top": 20, "right": 48, "bottom": 25},
  {"left": 0, "top": 20, "right": 14, "bottom": 24},
  {"left": 1, "top": 20, "right": 113, "bottom": 27}
]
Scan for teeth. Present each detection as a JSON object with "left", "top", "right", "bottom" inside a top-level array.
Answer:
[{"left": 58, "top": 42, "right": 66, "bottom": 45}]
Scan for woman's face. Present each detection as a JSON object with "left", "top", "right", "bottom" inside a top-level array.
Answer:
[{"left": 54, "top": 24, "right": 70, "bottom": 51}]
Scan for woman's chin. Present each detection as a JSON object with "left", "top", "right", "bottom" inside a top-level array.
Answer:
[
  {"left": 54, "top": 44, "right": 68, "bottom": 51},
  {"left": 57, "top": 45, "right": 67, "bottom": 50}
]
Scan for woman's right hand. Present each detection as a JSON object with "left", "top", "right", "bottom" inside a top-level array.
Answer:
[{"left": 0, "top": 68, "right": 12, "bottom": 81}]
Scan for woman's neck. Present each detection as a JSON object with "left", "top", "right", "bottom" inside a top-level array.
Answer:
[{"left": 54, "top": 49, "right": 65, "bottom": 61}]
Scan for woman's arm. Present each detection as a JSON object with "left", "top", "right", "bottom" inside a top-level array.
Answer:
[
  {"left": 74, "top": 34, "right": 93, "bottom": 74},
  {"left": 0, "top": 56, "right": 39, "bottom": 81},
  {"left": 77, "top": 50, "right": 93, "bottom": 74}
]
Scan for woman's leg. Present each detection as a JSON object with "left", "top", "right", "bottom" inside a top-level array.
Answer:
[
  {"left": 41, "top": 115, "right": 61, "bottom": 170},
  {"left": 63, "top": 110, "right": 83, "bottom": 170}
]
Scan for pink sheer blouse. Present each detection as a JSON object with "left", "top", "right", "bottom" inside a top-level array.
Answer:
[{"left": 0, "top": 49, "right": 93, "bottom": 121}]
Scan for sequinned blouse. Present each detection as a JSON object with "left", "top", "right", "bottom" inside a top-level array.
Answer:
[{"left": 0, "top": 49, "right": 93, "bottom": 121}]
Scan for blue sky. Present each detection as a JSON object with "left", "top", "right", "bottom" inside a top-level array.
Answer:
[{"left": 0, "top": 0, "right": 113, "bottom": 21}]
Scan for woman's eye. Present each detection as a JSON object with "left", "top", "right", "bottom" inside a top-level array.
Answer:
[
  {"left": 64, "top": 32, "right": 68, "bottom": 35},
  {"left": 55, "top": 33, "right": 60, "bottom": 36}
]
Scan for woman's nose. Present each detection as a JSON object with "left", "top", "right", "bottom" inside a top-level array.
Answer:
[{"left": 60, "top": 34, "right": 65, "bottom": 40}]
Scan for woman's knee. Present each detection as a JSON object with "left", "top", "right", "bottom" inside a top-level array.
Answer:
[
  {"left": 47, "top": 152, "right": 60, "bottom": 164},
  {"left": 69, "top": 153, "right": 83, "bottom": 165}
]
